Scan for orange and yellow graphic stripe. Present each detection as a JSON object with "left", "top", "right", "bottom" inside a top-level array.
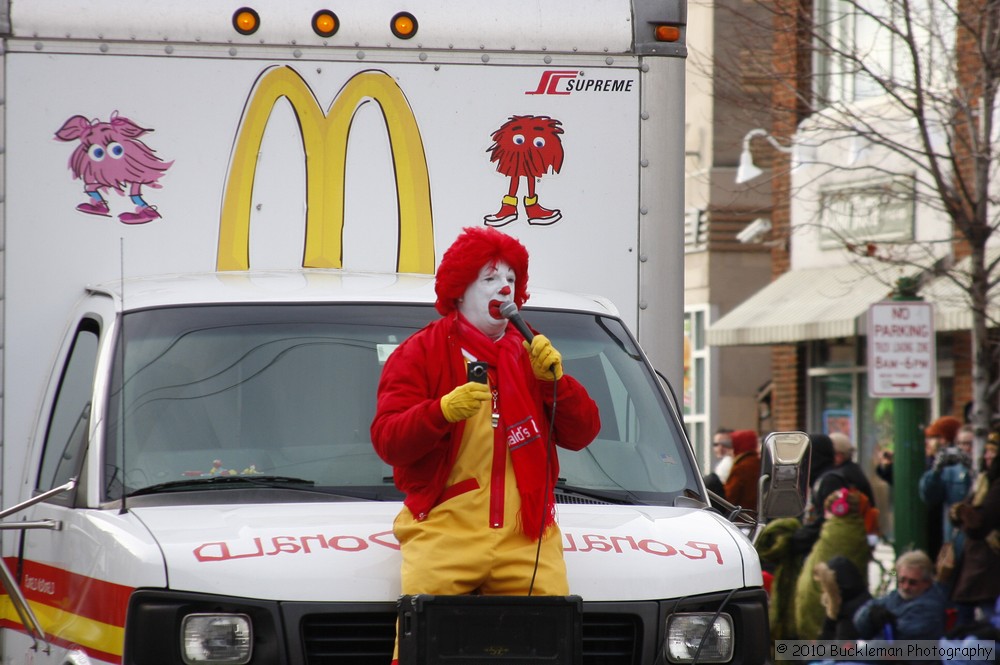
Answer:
[{"left": 0, "top": 558, "right": 133, "bottom": 663}]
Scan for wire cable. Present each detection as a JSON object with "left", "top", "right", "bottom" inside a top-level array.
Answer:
[{"left": 527, "top": 367, "right": 558, "bottom": 595}]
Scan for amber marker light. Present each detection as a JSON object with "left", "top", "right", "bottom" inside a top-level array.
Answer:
[
  {"left": 233, "top": 7, "right": 260, "bottom": 36},
  {"left": 391, "top": 12, "right": 418, "bottom": 39},
  {"left": 312, "top": 10, "right": 339, "bottom": 38},
  {"left": 654, "top": 24, "right": 681, "bottom": 42}
]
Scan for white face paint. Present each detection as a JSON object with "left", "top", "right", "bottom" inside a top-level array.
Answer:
[{"left": 458, "top": 260, "right": 515, "bottom": 340}]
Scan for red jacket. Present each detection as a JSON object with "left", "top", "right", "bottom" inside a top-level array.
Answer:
[
  {"left": 370, "top": 314, "right": 601, "bottom": 520},
  {"left": 724, "top": 451, "right": 761, "bottom": 511}
]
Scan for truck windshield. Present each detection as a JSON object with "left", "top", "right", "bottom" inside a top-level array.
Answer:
[{"left": 103, "top": 304, "right": 699, "bottom": 504}]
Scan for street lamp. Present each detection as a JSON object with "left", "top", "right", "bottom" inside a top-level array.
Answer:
[{"left": 735, "top": 128, "right": 794, "bottom": 184}]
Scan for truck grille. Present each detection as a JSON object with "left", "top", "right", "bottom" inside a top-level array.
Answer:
[
  {"left": 582, "top": 613, "right": 641, "bottom": 664},
  {"left": 301, "top": 611, "right": 396, "bottom": 664},
  {"left": 300, "top": 611, "right": 641, "bottom": 664}
]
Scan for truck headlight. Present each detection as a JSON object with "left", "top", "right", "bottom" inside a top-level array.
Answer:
[
  {"left": 665, "top": 612, "right": 733, "bottom": 663},
  {"left": 181, "top": 613, "right": 252, "bottom": 664}
]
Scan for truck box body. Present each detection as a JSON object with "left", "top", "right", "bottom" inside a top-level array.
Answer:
[{"left": 0, "top": 2, "right": 776, "bottom": 664}]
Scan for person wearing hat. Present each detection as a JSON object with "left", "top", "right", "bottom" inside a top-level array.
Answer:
[
  {"left": 370, "top": 227, "right": 601, "bottom": 665},
  {"left": 723, "top": 429, "right": 760, "bottom": 511},
  {"left": 924, "top": 415, "right": 963, "bottom": 465},
  {"left": 920, "top": 415, "right": 972, "bottom": 562}
]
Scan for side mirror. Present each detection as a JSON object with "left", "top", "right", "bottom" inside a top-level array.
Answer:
[{"left": 757, "top": 431, "right": 811, "bottom": 521}]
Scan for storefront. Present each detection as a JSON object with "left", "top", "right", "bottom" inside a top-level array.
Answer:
[{"left": 705, "top": 259, "right": 969, "bottom": 479}]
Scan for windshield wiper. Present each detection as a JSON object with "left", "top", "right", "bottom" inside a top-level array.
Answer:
[
  {"left": 554, "top": 481, "right": 636, "bottom": 505},
  {"left": 127, "top": 474, "right": 316, "bottom": 497}
]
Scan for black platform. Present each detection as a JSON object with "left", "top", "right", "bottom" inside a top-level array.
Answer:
[{"left": 397, "top": 594, "right": 583, "bottom": 664}]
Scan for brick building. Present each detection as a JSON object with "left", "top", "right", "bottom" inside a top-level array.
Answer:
[{"left": 702, "top": 0, "right": 999, "bottom": 501}]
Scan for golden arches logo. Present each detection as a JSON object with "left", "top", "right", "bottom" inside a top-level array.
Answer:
[{"left": 219, "top": 66, "right": 434, "bottom": 273}]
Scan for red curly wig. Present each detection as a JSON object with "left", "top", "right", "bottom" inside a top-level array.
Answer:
[{"left": 435, "top": 227, "right": 530, "bottom": 316}]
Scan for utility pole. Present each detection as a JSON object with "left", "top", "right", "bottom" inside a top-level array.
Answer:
[{"left": 890, "top": 276, "right": 929, "bottom": 556}]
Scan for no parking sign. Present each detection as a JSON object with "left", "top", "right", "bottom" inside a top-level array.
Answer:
[{"left": 867, "top": 301, "right": 935, "bottom": 398}]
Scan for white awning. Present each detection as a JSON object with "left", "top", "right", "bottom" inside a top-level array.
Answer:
[
  {"left": 917, "top": 248, "right": 1000, "bottom": 332},
  {"left": 706, "top": 262, "right": 903, "bottom": 346}
]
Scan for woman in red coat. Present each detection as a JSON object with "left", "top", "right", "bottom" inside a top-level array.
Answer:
[{"left": 724, "top": 429, "right": 761, "bottom": 511}]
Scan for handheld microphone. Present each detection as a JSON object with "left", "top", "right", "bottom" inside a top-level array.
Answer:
[
  {"left": 500, "top": 302, "right": 557, "bottom": 376},
  {"left": 499, "top": 301, "right": 534, "bottom": 342}
]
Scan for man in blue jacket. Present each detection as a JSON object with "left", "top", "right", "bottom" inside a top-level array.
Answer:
[
  {"left": 854, "top": 550, "right": 946, "bottom": 640},
  {"left": 920, "top": 422, "right": 973, "bottom": 547}
]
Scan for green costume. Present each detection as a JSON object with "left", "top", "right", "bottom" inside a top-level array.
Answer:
[
  {"left": 793, "top": 502, "right": 870, "bottom": 640},
  {"left": 756, "top": 517, "right": 804, "bottom": 641}
]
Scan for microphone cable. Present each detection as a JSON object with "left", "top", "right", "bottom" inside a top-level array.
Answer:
[{"left": 527, "top": 363, "right": 558, "bottom": 596}]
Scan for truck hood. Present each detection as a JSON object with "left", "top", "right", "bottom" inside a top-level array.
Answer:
[{"left": 131, "top": 501, "right": 759, "bottom": 602}]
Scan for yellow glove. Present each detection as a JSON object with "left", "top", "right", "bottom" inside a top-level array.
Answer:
[
  {"left": 524, "top": 334, "right": 563, "bottom": 381},
  {"left": 440, "top": 382, "right": 492, "bottom": 423}
]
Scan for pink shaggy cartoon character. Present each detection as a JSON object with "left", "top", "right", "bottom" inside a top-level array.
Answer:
[
  {"left": 484, "top": 114, "right": 564, "bottom": 227},
  {"left": 55, "top": 111, "right": 173, "bottom": 225}
]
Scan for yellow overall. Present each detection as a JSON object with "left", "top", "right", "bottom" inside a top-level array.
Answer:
[{"left": 391, "top": 376, "right": 568, "bottom": 661}]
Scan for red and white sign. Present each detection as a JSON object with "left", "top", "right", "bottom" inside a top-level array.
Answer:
[{"left": 867, "top": 301, "right": 935, "bottom": 397}]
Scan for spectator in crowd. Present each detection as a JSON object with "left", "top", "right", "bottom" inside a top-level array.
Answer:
[
  {"left": 703, "top": 427, "right": 733, "bottom": 498},
  {"left": 854, "top": 550, "right": 947, "bottom": 640},
  {"left": 876, "top": 417, "right": 964, "bottom": 489},
  {"left": 791, "top": 434, "right": 850, "bottom": 554},
  {"left": 921, "top": 416, "right": 968, "bottom": 560},
  {"left": 795, "top": 488, "right": 871, "bottom": 640},
  {"left": 814, "top": 555, "right": 871, "bottom": 640},
  {"left": 948, "top": 436, "right": 1000, "bottom": 627},
  {"left": 804, "top": 434, "right": 840, "bottom": 518},
  {"left": 723, "top": 429, "right": 760, "bottom": 511},
  {"left": 875, "top": 446, "right": 894, "bottom": 485},
  {"left": 954, "top": 425, "right": 977, "bottom": 487},
  {"left": 830, "top": 432, "right": 876, "bottom": 506},
  {"left": 957, "top": 424, "right": 976, "bottom": 460}
]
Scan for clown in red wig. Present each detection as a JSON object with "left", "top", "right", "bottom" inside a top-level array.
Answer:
[
  {"left": 371, "top": 227, "right": 600, "bottom": 663},
  {"left": 483, "top": 115, "right": 564, "bottom": 227}
]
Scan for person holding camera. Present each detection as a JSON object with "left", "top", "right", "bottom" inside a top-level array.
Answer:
[
  {"left": 371, "top": 227, "right": 600, "bottom": 664},
  {"left": 919, "top": 417, "right": 973, "bottom": 562}
]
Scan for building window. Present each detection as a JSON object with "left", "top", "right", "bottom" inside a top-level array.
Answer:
[
  {"left": 685, "top": 307, "right": 710, "bottom": 463},
  {"left": 819, "top": 176, "right": 915, "bottom": 249},
  {"left": 807, "top": 338, "right": 864, "bottom": 457},
  {"left": 813, "top": 0, "right": 955, "bottom": 105}
]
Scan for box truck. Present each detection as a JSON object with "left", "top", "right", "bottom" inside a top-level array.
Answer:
[{"left": 0, "top": 1, "right": 809, "bottom": 663}]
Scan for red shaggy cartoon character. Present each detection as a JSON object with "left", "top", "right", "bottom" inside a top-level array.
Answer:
[
  {"left": 371, "top": 227, "right": 600, "bottom": 664},
  {"left": 484, "top": 115, "right": 564, "bottom": 227}
]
